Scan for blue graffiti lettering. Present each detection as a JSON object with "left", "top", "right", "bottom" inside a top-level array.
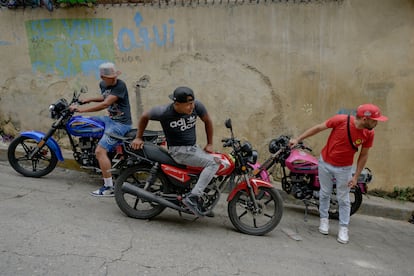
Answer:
[
  {"left": 30, "top": 19, "right": 55, "bottom": 40},
  {"left": 139, "top": 27, "right": 151, "bottom": 50},
  {"left": 89, "top": 44, "right": 101, "bottom": 59},
  {"left": 61, "top": 19, "right": 112, "bottom": 39},
  {"left": 0, "top": 41, "right": 12, "bottom": 46},
  {"left": 27, "top": 18, "right": 113, "bottom": 78},
  {"left": 117, "top": 12, "right": 175, "bottom": 53},
  {"left": 118, "top": 28, "right": 139, "bottom": 52}
]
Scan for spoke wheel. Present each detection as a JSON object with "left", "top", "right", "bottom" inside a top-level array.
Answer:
[
  {"left": 7, "top": 136, "right": 57, "bottom": 178},
  {"left": 114, "top": 165, "right": 166, "bottom": 220},
  {"left": 228, "top": 187, "right": 283, "bottom": 236}
]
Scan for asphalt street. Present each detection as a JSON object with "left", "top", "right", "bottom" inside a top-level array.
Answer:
[{"left": 0, "top": 160, "right": 413, "bottom": 276}]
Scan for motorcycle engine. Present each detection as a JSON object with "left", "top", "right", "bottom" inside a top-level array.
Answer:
[
  {"left": 289, "top": 173, "right": 313, "bottom": 200},
  {"left": 74, "top": 137, "right": 98, "bottom": 167}
]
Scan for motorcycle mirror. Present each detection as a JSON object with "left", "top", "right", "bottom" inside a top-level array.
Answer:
[{"left": 225, "top": 118, "right": 232, "bottom": 129}]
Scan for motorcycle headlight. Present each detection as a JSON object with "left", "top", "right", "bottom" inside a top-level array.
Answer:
[
  {"left": 269, "top": 139, "right": 280, "bottom": 154},
  {"left": 49, "top": 99, "right": 68, "bottom": 119},
  {"left": 269, "top": 136, "right": 289, "bottom": 153}
]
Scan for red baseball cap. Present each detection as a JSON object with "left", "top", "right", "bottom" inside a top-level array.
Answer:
[{"left": 356, "top": 104, "right": 388, "bottom": 121}]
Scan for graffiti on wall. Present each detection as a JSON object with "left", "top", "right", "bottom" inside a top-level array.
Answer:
[
  {"left": 117, "top": 12, "right": 175, "bottom": 52},
  {"left": 25, "top": 12, "right": 175, "bottom": 78},
  {"left": 26, "top": 18, "right": 115, "bottom": 78},
  {"left": 0, "top": 36, "right": 11, "bottom": 46}
]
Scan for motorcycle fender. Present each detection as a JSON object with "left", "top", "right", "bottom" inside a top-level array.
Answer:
[
  {"left": 227, "top": 178, "right": 274, "bottom": 202},
  {"left": 20, "top": 131, "right": 64, "bottom": 161},
  {"left": 357, "top": 183, "right": 367, "bottom": 194}
]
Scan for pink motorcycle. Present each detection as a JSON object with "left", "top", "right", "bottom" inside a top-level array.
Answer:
[{"left": 253, "top": 135, "right": 372, "bottom": 220}]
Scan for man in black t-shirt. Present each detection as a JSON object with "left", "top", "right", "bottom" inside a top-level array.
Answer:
[
  {"left": 131, "top": 87, "right": 220, "bottom": 217},
  {"left": 70, "top": 62, "right": 132, "bottom": 197}
]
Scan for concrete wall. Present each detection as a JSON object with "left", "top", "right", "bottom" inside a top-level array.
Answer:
[{"left": 0, "top": 0, "right": 413, "bottom": 191}]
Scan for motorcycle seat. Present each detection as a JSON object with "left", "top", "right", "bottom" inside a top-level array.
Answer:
[
  {"left": 125, "top": 129, "right": 165, "bottom": 140},
  {"left": 143, "top": 142, "right": 186, "bottom": 169}
]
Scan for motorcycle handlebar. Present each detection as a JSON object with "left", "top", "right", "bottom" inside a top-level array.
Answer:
[
  {"left": 221, "top": 138, "right": 232, "bottom": 147},
  {"left": 221, "top": 138, "right": 240, "bottom": 148},
  {"left": 295, "top": 142, "right": 312, "bottom": 152}
]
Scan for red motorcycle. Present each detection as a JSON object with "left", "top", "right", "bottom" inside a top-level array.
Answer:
[
  {"left": 253, "top": 135, "right": 372, "bottom": 220},
  {"left": 114, "top": 119, "right": 283, "bottom": 236}
]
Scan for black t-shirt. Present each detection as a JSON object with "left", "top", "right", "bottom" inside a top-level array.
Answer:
[
  {"left": 99, "top": 79, "right": 132, "bottom": 125},
  {"left": 148, "top": 100, "right": 208, "bottom": 146}
]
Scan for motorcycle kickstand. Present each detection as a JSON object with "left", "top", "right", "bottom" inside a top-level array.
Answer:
[
  {"left": 178, "top": 211, "right": 199, "bottom": 221},
  {"left": 303, "top": 200, "right": 310, "bottom": 222}
]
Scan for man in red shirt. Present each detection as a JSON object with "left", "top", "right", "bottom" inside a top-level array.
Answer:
[{"left": 289, "top": 104, "right": 388, "bottom": 244}]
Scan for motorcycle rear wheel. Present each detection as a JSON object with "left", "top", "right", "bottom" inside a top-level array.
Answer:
[
  {"left": 7, "top": 136, "right": 58, "bottom": 178},
  {"left": 228, "top": 186, "right": 283, "bottom": 236},
  {"left": 114, "top": 165, "right": 166, "bottom": 219},
  {"left": 327, "top": 187, "right": 363, "bottom": 220}
]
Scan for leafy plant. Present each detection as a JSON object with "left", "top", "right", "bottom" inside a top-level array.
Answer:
[
  {"left": 369, "top": 187, "right": 414, "bottom": 202},
  {"left": 57, "top": 0, "right": 96, "bottom": 5}
]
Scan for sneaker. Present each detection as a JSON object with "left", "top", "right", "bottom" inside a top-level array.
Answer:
[
  {"left": 183, "top": 194, "right": 204, "bottom": 217},
  {"left": 337, "top": 226, "right": 349, "bottom": 244},
  {"left": 319, "top": 218, "right": 329, "bottom": 235},
  {"left": 90, "top": 186, "right": 114, "bottom": 197}
]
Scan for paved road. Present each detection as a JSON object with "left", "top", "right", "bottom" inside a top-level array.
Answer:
[{"left": 0, "top": 161, "right": 413, "bottom": 276}]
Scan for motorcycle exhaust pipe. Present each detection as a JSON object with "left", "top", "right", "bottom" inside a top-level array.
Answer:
[{"left": 121, "top": 182, "right": 186, "bottom": 213}]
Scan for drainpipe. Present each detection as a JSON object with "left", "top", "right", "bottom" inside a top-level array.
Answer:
[{"left": 134, "top": 75, "right": 150, "bottom": 117}]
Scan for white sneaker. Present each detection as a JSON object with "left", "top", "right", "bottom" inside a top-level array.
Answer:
[
  {"left": 337, "top": 226, "right": 349, "bottom": 244},
  {"left": 90, "top": 185, "right": 114, "bottom": 197},
  {"left": 319, "top": 218, "right": 329, "bottom": 235}
]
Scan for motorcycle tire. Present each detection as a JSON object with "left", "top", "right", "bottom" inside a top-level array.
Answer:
[
  {"left": 114, "top": 165, "right": 166, "bottom": 220},
  {"left": 327, "top": 187, "right": 363, "bottom": 220},
  {"left": 7, "top": 136, "right": 58, "bottom": 178},
  {"left": 228, "top": 186, "right": 283, "bottom": 236}
]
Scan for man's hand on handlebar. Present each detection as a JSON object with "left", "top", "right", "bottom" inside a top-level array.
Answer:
[
  {"left": 289, "top": 138, "right": 299, "bottom": 148},
  {"left": 69, "top": 104, "right": 80, "bottom": 113}
]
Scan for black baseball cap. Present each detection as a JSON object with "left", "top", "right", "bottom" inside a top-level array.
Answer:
[{"left": 168, "top": 86, "right": 195, "bottom": 103}]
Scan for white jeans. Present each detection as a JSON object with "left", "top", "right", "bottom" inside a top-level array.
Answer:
[{"left": 318, "top": 157, "right": 352, "bottom": 226}]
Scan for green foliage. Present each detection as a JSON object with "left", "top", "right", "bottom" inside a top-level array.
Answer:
[{"left": 369, "top": 187, "right": 414, "bottom": 202}]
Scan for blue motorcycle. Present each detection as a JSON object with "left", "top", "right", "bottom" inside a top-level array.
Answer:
[{"left": 7, "top": 87, "right": 165, "bottom": 178}]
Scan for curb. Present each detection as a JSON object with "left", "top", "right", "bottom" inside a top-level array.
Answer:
[
  {"left": 278, "top": 188, "right": 414, "bottom": 222},
  {"left": 1, "top": 143, "right": 413, "bottom": 222}
]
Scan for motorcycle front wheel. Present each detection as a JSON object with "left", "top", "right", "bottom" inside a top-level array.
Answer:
[
  {"left": 228, "top": 186, "right": 283, "bottom": 236},
  {"left": 327, "top": 187, "right": 363, "bottom": 220},
  {"left": 7, "top": 136, "right": 58, "bottom": 178},
  {"left": 114, "top": 165, "right": 166, "bottom": 220}
]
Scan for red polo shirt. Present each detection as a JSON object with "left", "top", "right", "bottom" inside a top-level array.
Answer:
[{"left": 321, "top": 114, "right": 374, "bottom": 166}]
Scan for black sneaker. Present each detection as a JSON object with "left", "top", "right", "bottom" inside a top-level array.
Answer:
[{"left": 183, "top": 194, "right": 204, "bottom": 217}]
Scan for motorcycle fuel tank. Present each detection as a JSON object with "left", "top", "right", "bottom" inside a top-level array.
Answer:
[
  {"left": 161, "top": 153, "right": 235, "bottom": 186},
  {"left": 66, "top": 116, "right": 105, "bottom": 138},
  {"left": 285, "top": 149, "right": 319, "bottom": 174}
]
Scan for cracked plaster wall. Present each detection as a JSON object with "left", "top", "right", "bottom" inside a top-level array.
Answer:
[{"left": 0, "top": 0, "right": 413, "bottom": 191}]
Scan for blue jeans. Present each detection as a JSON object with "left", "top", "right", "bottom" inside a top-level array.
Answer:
[
  {"left": 168, "top": 145, "right": 220, "bottom": 196},
  {"left": 318, "top": 156, "right": 352, "bottom": 226},
  {"left": 93, "top": 116, "right": 132, "bottom": 152}
]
